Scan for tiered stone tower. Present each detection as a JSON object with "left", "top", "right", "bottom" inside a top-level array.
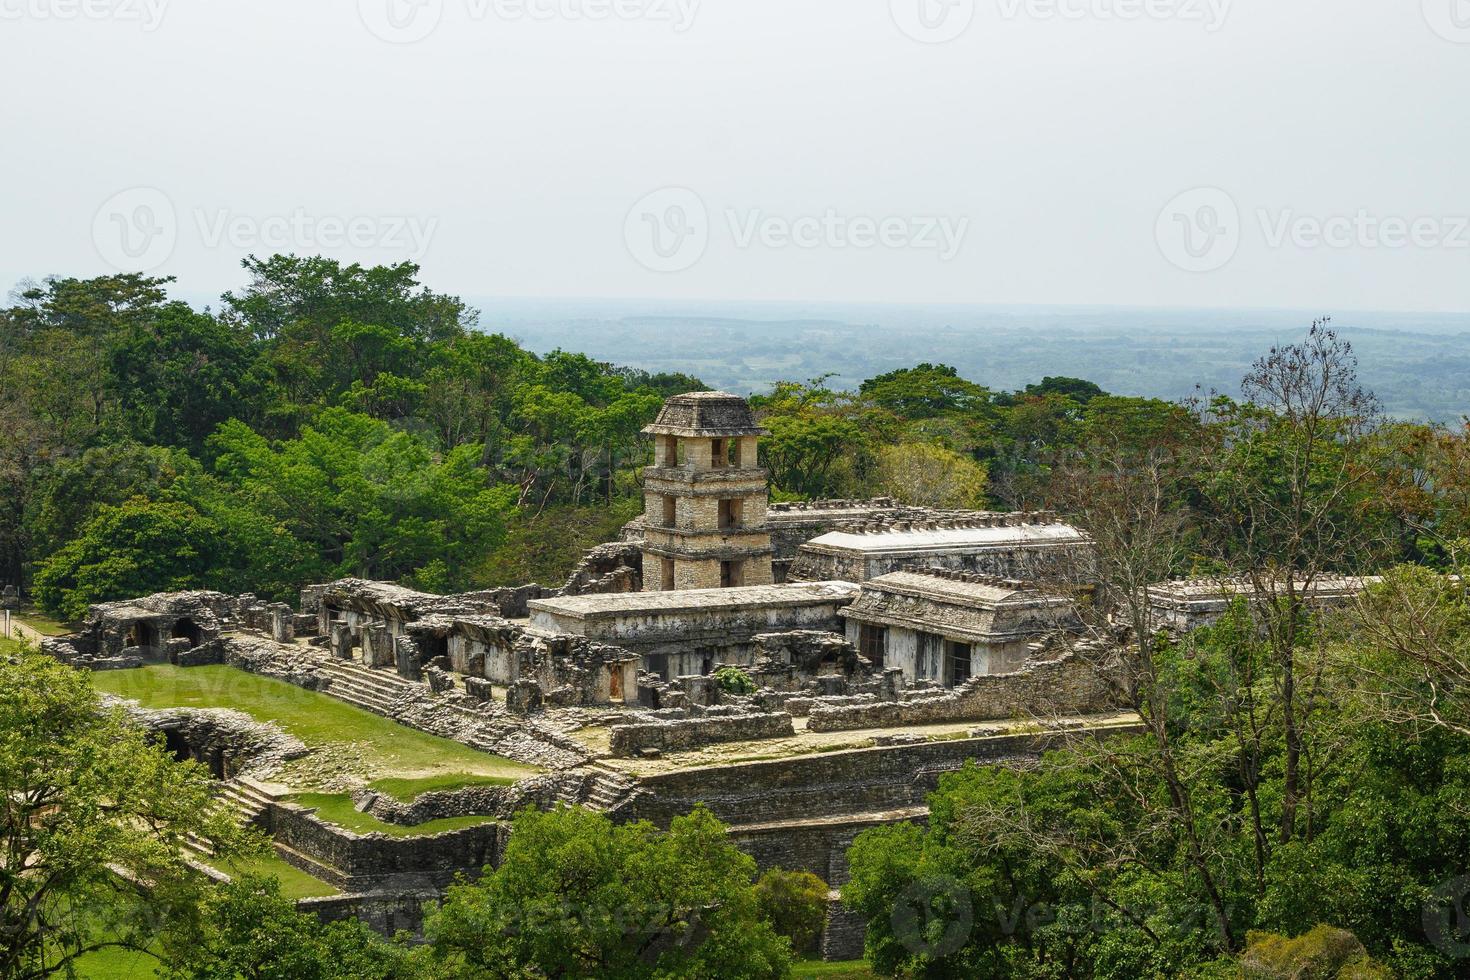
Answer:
[{"left": 641, "top": 392, "right": 775, "bottom": 592}]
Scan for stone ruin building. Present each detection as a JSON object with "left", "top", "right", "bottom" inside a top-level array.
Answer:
[
  {"left": 1145, "top": 575, "right": 1383, "bottom": 632},
  {"left": 33, "top": 391, "right": 1158, "bottom": 962},
  {"left": 640, "top": 390, "right": 775, "bottom": 591},
  {"left": 841, "top": 568, "right": 1082, "bottom": 685}
]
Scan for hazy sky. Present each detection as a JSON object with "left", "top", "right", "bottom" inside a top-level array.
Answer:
[{"left": 2, "top": 0, "right": 1467, "bottom": 312}]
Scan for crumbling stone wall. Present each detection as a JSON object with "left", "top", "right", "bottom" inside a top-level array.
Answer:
[
  {"left": 805, "top": 646, "right": 1117, "bottom": 733},
  {"left": 608, "top": 711, "right": 795, "bottom": 758},
  {"left": 623, "top": 729, "right": 1100, "bottom": 827},
  {"left": 270, "top": 803, "right": 505, "bottom": 891},
  {"left": 561, "top": 541, "right": 643, "bottom": 596}
]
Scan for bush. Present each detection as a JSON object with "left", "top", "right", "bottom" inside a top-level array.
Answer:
[
  {"left": 755, "top": 868, "right": 830, "bottom": 956},
  {"left": 714, "top": 665, "right": 757, "bottom": 696}
]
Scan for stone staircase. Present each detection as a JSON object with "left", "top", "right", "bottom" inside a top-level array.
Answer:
[
  {"left": 318, "top": 658, "right": 418, "bottom": 716},
  {"left": 181, "top": 776, "right": 279, "bottom": 859},
  {"left": 584, "top": 768, "right": 639, "bottom": 812}
]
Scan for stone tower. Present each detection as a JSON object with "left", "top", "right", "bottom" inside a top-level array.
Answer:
[{"left": 641, "top": 392, "right": 775, "bottom": 592}]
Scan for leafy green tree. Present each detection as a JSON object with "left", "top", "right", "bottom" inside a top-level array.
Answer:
[
  {"left": 0, "top": 651, "right": 245, "bottom": 979},
  {"left": 860, "top": 364, "right": 991, "bottom": 419},
  {"left": 209, "top": 409, "right": 516, "bottom": 588},
  {"left": 161, "top": 876, "right": 416, "bottom": 980},
  {"left": 423, "top": 805, "right": 791, "bottom": 978},
  {"left": 873, "top": 442, "right": 988, "bottom": 509},
  {"left": 107, "top": 302, "right": 258, "bottom": 451},
  {"left": 32, "top": 498, "right": 228, "bottom": 620},
  {"left": 755, "top": 869, "right": 830, "bottom": 957}
]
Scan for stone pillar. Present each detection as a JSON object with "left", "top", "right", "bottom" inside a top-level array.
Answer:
[
  {"left": 269, "top": 603, "right": 295, "bottom": 643},
  {"left": 363, "top": 624, "right": 395, "bottom": 668},
  {"left": 395, "top": 636, "right": 423, "bottom": 681},
  {"left": 329, "top": 622, "right": 357, "bottom": 660}
]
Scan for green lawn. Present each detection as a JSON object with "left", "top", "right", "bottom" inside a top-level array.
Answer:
[
  {"left": 206, "top": 851, "right": 340, "bottom": 899},
  {"left": 17, "top": 605, "right": 73, "bottom": 635},
  {"left": 794, "top": 961, "right": 879, "bottom": 979},
  {"left": 75, "top": 945, "right": 161, "bottom": 979},
  {"left": 91, "top": 664, "right": 536, "bottom": 786},
  {"left": 289, "top": 792, "right": 500, "bottom": 837},
  {"left": 0, "top": 635, "right": 27, "bottom": 656}
]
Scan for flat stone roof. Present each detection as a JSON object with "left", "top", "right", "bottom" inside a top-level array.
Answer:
[
  {"left": 1146, "top": 575, "right": 1381, "bottom": 602},
  {"left": 860, "top": 571, "right": 1054, "bottom": 607},
  {"left": 528, "top": 582, "right": 858, "bottom": 622},
  {"left": 803, "top": 522, "right": 1088, "bottom": 556}
]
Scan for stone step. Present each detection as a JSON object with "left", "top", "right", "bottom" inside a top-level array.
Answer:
[
  {"left": 182, "top": 830, "right": 217, "bottom": 858},
  {"left": 324, "top": 659, "right": 416, "bottom": 686},
  {"left": 324, "top": 669, "right": 408, "bottom": 698}
]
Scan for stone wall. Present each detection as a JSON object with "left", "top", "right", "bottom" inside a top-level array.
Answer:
[
  {"left": 301, "top": 891, "right": 438, "bottom": 938},
  {"left": 270, "top": 802, "right": 505, "bottom": 891},
  {"left": 806, "top": 647, "right": 1116, "bottom": 732},
  {"left": 608, "top": 711, "right": 794, "bottom": 758},
  {"left": 622, "top": 728, "right": 1103, "bottom": 827}
]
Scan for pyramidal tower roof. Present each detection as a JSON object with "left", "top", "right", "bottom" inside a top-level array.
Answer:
[{"left": 642, "top": 391, "right": 768, "bottom": 437}]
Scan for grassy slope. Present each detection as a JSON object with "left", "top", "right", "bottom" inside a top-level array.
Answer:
[{"left": 91, "top": 664, "right": 535, "bottom": 784}]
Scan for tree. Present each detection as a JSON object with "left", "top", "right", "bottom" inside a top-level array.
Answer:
[
  {"left": 873, "top": 442, "right": 988, "bottom": 509},
  {"left": 161, "top": 876, "right": 414, "bottom": 980},
  {"left": 1195, "top": 320, "right": 1384, "bottom": 845},
  {"left": 0, "top": 651, "right": 244, "bottom": 979},
  {"left": 423, "top": 805, "right": 791, "bottom": 978},
  {"left": 755, "top": 869, "right": 829, "bottom": 957},
  {"left": 859, "top": 364, "right": 990, "bottom": 419},
  {"left": 32, "top": 498, "right": 229, "bottom": 620}
]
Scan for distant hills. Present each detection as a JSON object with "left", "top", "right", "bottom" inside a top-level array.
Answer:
[{"left": 472, "top": 301, "right": 1470, "bottom": 422}]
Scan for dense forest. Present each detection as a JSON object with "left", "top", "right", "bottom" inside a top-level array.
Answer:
[
  {"left": 0, "top": 255, "right": 1242, "bottom": 619},
  {"left": 9, "top": 257, "right": 1470, "bottom": 977}
]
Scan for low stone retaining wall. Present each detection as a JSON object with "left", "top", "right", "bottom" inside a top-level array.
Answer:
[
  {"left": 270, "top": 802, "right": 505, "bottom": 892},
  {"left": 354, "top": 773, "right": 587, "bottom": 827},
  {"left": 608, "top": 712, "right": 795, "bottom": 758},
  {"left": 300, "top": 890, "right": 439, "bottom": 937},
  {"left": 623, "top": 726, "right": 1136, "bottom": 828},
  {"left": 807, "top": 649, "right": 1115, "bottom": 733}
]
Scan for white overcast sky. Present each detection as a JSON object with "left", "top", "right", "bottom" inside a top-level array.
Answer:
[{"left": 2, "top": 0, "right": 1467, "bottom": 312}]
